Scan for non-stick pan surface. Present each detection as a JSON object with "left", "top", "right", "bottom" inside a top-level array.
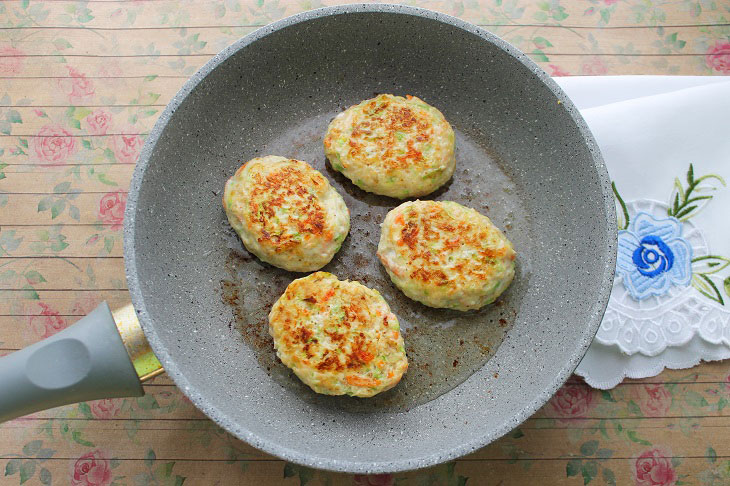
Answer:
[{"left": 125, "top": 4, "right": 616, "bottom": 473}]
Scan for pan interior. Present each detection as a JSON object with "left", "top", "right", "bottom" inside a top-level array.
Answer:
[
  {"left": 219, "top": 117, "right": 530, "bottom": 412},
  {"left": 128, "top": 6, "right": 614, "bottom": 472}
]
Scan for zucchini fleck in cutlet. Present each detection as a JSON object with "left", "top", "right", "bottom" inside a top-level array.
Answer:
[
  {"left": 223, "top": 156, "right": 350, "bottom": 272},
  {"left": 378, "top": 200, "right": 516, "bottom": 311},
  {"left": 324, "top": 94, "right": 455, "bottom": 199},
  {"left": 268, "top": 272, "right": 408, "bottom": 397}
]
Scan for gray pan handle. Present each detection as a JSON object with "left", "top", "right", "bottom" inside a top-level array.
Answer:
[{"left": 0, "top": 303, "right": 144, "bottom": 423}]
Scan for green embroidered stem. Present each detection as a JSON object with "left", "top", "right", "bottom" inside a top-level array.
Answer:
[
  {"left": 612, "top": 181, "right": 629, "bottom": 230},
  {"left": 668, "top": 163, "right": 726, "bottom": 221}
]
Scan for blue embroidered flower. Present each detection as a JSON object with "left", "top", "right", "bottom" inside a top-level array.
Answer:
[{"left": 616, "top": 212, "right": 692, "bottom": 300}]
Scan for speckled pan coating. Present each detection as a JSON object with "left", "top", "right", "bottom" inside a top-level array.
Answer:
[{"left": 124, "top": 4, "right": 616, "bottom": 474}]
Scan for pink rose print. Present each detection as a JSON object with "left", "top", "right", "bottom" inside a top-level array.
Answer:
[
  {"left": 71, "top": 294, "right": 102, "bottom": 315},
  {"left": 603, "top": 0, "right": 619, "bottom": 5},
  {"left": 58, "top": 66, "right": 95, "bottom": 104},
  {"left": 548, "top": 380, "right": 595, "bottom": 420},
  {"left": 353, "top": 474, "right": 395, "bottom": 486},
  {"left": 28, "top": 303, "right": 67, "bottom": 339},
  {"left": 70, "top": 450, "right": 112, "bottom": 486},
  {"left": 99, "top": 192, "right": 127, "bottom": 230},
  {"left": 632, "top": 448, "right": 677, "bottom": 486},
  {"left": 705, "top": 41, "right": 730, "bottom": 74},
  {"left": 581, "top": 57, "right": 608, "bottom": 75},
  {"left": 89, "top": 398, "right": 122, "bottom": 419},
  {"left": 0, "top": 46, "right": 25, "bottom": 75},
  {"left": 637, "top": 384, "right": 672, "bottom": 417},
  {"left": 32, "top": 124, "right": 77, "bottom": 165},
  {"left": 549, "top": 64, "right": 571, "bottom": 77},
  {"left": 109, "top": 128, "right": 143, "bottom": 164},
  {"left": 85, "top": 109, "right": 112, "bottom": 135}
]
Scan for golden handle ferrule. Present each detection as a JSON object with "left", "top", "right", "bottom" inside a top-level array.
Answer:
[{"left": 111, "top": 304, "right": 164, "bottom": 382}]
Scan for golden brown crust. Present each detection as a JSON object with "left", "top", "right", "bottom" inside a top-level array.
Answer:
[
  {"left": 245, "top": 162, "right": 329, "bottom": 253},
  {"left": 393, "top": 201, "right": 513, "bottom": 285},
  {"left": 377, "top": 201, "right": 516, "bottom": 311},
  {"left": 325, "top": 95, "right": 435, "bottom": 172},
  {"left": 223, "top": 156, "right": 350, "bottom": 272}
]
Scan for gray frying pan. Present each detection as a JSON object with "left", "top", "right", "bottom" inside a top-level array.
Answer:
[{"left": 0, "top": 4, "right": 616, "bottom": 474}]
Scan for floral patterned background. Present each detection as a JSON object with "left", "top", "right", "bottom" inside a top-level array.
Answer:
[{"left": 0, "top": 0, "right": 729, "bottom": 485}]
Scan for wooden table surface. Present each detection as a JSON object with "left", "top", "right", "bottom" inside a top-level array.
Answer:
[{"left": 1, "top": 1, "right": 729, "bottom": 485}]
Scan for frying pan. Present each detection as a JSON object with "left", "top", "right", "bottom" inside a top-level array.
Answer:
[{"left": 0, "top": 4, "right": 616, "bottom": 473}]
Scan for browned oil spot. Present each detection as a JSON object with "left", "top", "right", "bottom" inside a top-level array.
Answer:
[
  {"left": 499, "top": 318, "right": 508, "bottom": 327},
  {"left": 493, "top": 372, "right": 499, "bottom": 379},
  {"left": 473, "top": 336, "right": 490, "bottom": 354},
  {"left": 453, "top": 359, "right": 459, "bottom": 367}
]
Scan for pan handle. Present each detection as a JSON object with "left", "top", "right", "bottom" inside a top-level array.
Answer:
[{"left": 0, "top": 303, "right": 161, "bottom": 423}]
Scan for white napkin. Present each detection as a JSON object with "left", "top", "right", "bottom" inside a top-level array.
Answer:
[{"left": 552, "top": 76, "right": 730, "bottom": 389}]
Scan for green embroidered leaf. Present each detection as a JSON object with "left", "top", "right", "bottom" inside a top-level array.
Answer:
[
  {"left": 692, "top": 274, "right": 724, "bottom": 305},
  {"left": 692, "top": 255, "right": 730, "bottom": 275},
  {"left": 674, "top": 203, "right": 698, "bottom": 220},
  {"left": 668, "top": 164, "right": 725, "bottom": 220},
  {"left": 724, "top": 277, "right": 730, "bottom": 298},
  {"left": 612, "top": 182, "right": 629, "bottom": 230}
]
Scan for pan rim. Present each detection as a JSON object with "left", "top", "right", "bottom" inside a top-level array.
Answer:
[{"left": 124, "top": 3, "right": 617, "bottom": 474}]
